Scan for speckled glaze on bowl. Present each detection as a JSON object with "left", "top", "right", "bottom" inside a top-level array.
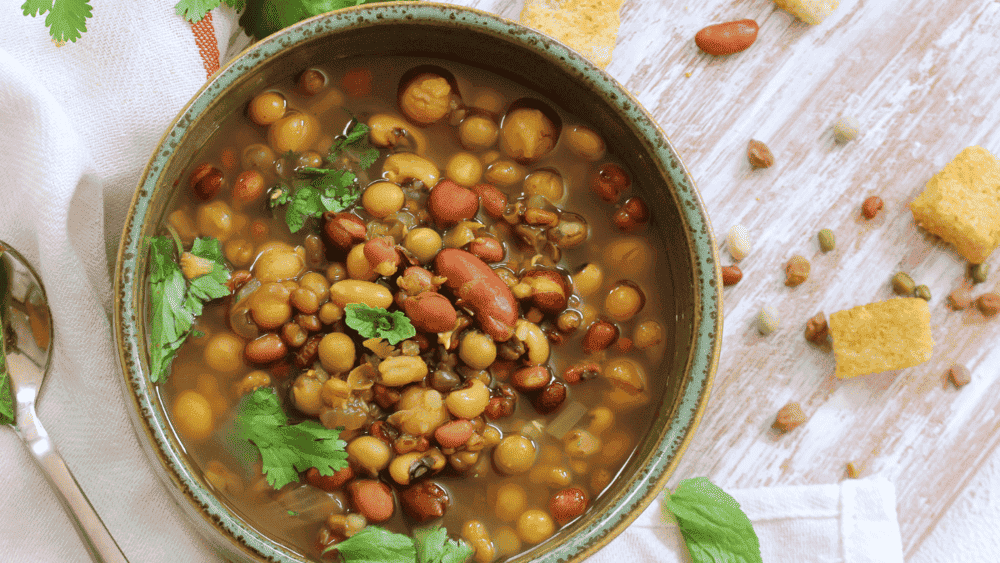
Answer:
[{"left": 113, "top": 3, "right": 722, "bottom": 562}]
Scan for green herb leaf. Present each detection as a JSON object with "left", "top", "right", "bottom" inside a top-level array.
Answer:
[
  {"left": 344, "top": 304, "right": 416, "bottom": 345},
  {"left": 147, "top": 236, "right": 230, "bottom": 384},
  {"left": 174, "top": 0, "right": 221, "bottom": 21},
  {"left": 324, "top": 526, "right": 417, "bottom": 562},
  {"left": 236, "top": 387, "right": 348, "bottom": 490},
  {"left": 0, "top": 249, "right": 12, "bottom": 426},
  {"left": 240, "top": 0, "right": 386, "bottom": 40},
  {"left": 22, "top": 0, "right": 93, "bottom": 43},
  {"left": 328, "top": 121, "right": 380, "bottom": 171},
  {"left": 285, "top": 186, "right": 322, "bottom": 233},
  {"left": 414, "top": 525, "right": 474, "bottom": 563},
  {"left": 280, "top": 168, "right": 361, "bottom": 233},
  {"left": 664, "top": 477, "right": 763, "bottom": 563}
]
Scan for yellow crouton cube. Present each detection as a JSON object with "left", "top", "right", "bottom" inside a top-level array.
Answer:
[
  {"left": 773, "top": 0, "right": 840, "bottom": 25},
  {"left": 828, "top": 298, "right": 933, "bottom": 378},
  {"left": 910, "top": 146, "right": 1000, "bottom": 264},
  {"left": 520, "top": 0, "right": 625, "bottom": 69}
]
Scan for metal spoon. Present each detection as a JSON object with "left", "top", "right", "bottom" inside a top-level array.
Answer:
[{"left": 0, "top": 241, "right": 129, "bottom": 563}]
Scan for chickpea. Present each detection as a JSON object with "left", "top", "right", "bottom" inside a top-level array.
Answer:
[
  {"left": 248, "top": 91, "right": 286, "bottom": 126},
  {"left": 224, "top": 238, "right": 254, "bottom": 267},
  {"left": 494, "top": 483, "right": 527, "bottom": 522},
  {"left": 459, "top": 115, "right": 500, "bottom": 150},
  {"left": 565, "top": 125, "right": 606, "bottom": 161},
  {"left": 253, "top": 245, "right": 305, "bottom": 282},
  {"left": 399, "top": 73, "right": 451, "bottom": 125},
  {"left": 318, "top": 302, "right": 344, "bottom": 324},
  {"left": 172, "top": 390, "right": 214, "bottom": 441},
  {"left": 604, "top": 281, "right": 646, "bottom": 323},
  {"left": 319, "top": 332, "right": 356, "bottom": 374},
  {"left": 299, "top": 272, "right": 330, "bottom": 304},
  {"left": 461, "top": 520, "right": 497, "bottom": 563},
  {"left": 633, "top": 320, "right": 664, "bottom": 349},
  {"left": 500, "top": 107, "right": 557, "bottom": 162},
  {"left": 326, "top": 262, "right": 347, "bottom": 283},
  {"left": 347, "top": 436, "right": 392, "bottom": 474},
  {"left": 292, "top": 373, "right": 324, "bottom": 416},
  {"left": 268, "top": 111, "right": 320, "bottom": 154},
  {"left": 298, "top": 68, "right": 326, "bottom": 95},
  {"left": 296, "top": 150, "right": 324, "bottom": 169},
  {"left": 586, "top": 406, "right": 615, "bottom": 436},
  {"left": 493, "top": 435, "right": 537, "bottom": 475},
  {"left": 195, "top": 374, "right": 228, "bottom": 419},
  {"left": 196, "top": 201, "right": 235, "bottom": 242},
  {"left": 591, "top": 468, "right": 613, "bottom": 493},
  {"left": 446, "top": 152, "right": 483, "bottom": 187},
  {"left": 529, "top": 464, "right": 572, "bottom": 488},
  {"left": 346, "top": 243, "right": 376, "bottom": 281},
  {"left": 482, "top": 425, "right": 502, "bottom": 447},
  {"left": 471, "top": 87, "right": 505, "bottom": 114},
  {"left": 242, "top": 143, "right": 276, "bottom": 171},
  {"left": 167, "top": 209, "right": 199, "bottom": 245},
  {"left": 484, "top": 159, "right": 526, "bottom": 187},
  {"left": 572, "top": 263, "right": 604, "bottom": 298},
  {"left": 599, "top": 430, "right": 631, "bottom": 465},
  {"left": 445, "top": 379, "right": 490, "bottom": 419},
  {"left": 493, "top": 526, "right": 521, "bottom": 558},
  {"left": 403, "top": 227, "right": 443, "bottom": 264},
  {"left": 288, "top": 288, "right": 319, "bottom": 314},
  {"left": 251, "top": 296, "right": 292, "bottom": 330},
  {"left": 362, "top": 181, "right": 405, "bottom": 218},
  {"left": 604, "top": 358, "right": 646, "bottom": 395},
  {"left": 522, "top": 169, "right": 564, "bottom": 203},
  {"left": 203, "top": 332, "right": 244, "bottom": 374},
  {"left": 233, "top": 370, "right": 270, "bottom": 397},
  {"left": 450, "top": 451, "right": 480, "bottom": 472},
  {"left": 459, "top": 331, "right": 497, "bottom": 370},
  {"left": 516, "top": 509, "right": 555, "bottom": 544},
  {"left": 282, "top": 322, "right": 307, "bottom": 348},
  {"left": 603, "top": 237, "right": 654, "bottom": 279}
]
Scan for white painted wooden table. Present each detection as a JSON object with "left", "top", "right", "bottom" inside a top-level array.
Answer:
[{"left": 460, "top": 0, "right": 1000, "bottom": 559}]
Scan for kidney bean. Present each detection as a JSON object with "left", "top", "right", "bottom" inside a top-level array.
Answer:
[
  {"left": 348, "top": 480, "right": 395, "bottom": 523},
  {"left": 467, "top": 236, "right": 505, "bottom": 263},
  {"left": 244, "top": 333, "right": 287, "bottom": 364},
  {"left": 399, "top": 480, "right": 450, "bottom": 522},
  {"left": 364, "top": 236, "right": 401, "bottom": 274},
  {"left": 533, "top": 381, "right": 567, "bottom": 414},
  {"left": 305, "top": 465, "right": 354, "bottom": 492},
  {"left": 549, "top": 487, "right": 588, "bottom": 524},
  {"left": 434, "top": 249, "right": 518, "bottom": 341},
  {"left": 427, "top": 180, "right": 480, "bottom": 228},
  {"left": 402, "top": 291, "right": 458, "bottom": 333},
  {"left": 434, "top": 419, "right": 474, "bottom": 449},
  {"left": 520, "top": 269, "right": 569, "bottom": 314},
  {"left": 721, "top": 265, "right": 743, "bottom": 286},
  {"left": 323, "top": 211, "right": 367, "bottom": 249},
  {"left": 591, "top": 163, "right": 630, "bottom": 202},
  {"left": 694, "top": 19, "right": 759, "bottom": 56},
  {"left": 190, "top": 163, "right": 223, "bottom": 201},
  {"left": 612, "top": 197, "right": 650, "bottom": 233},
  {"left": 511, "top": 365, "right": 552, "bottom": 393},
  {"left": 472, "top": 183, "right": 507, "bottom": 218},
  {"left": 582, "top": 319, "right": 619, "bottom": 353}
]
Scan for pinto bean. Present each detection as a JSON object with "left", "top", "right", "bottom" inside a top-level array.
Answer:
[
  {"left": 434, "top": 249, "right": 518, "bottom": 342},
  {"left": 472, "top": 183, "right": 507, "bottom": 219}
]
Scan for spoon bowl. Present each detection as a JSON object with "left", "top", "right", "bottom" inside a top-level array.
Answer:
[{"left": 1, "top": 241, "right": 128, "bottom": 563}]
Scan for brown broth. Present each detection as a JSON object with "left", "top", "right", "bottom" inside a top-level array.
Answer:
[{"left": 157, "top": 55, "right": 674, "bottom": 561}]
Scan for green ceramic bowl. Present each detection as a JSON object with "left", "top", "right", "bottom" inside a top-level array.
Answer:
[{"left": 114, "top": 3, "right": 721, "bottom": 561}]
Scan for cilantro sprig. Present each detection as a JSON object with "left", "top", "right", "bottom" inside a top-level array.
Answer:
[
  {"left": 325, "top": 524, "right": 473, "bottom": 563},
  {"left": 148, "top": 236, "right": 230, "bottom": 384},
  {"left": 664, "top": 477, "right": 762, "bottom": 563},
  {"left": 20, "top": 0, "right": 93, "bottom": 44},
  {"left": 344, "top": 304, "right": 415, "bottom": 345},
  {"left": 236, "top": 387, "right": 348, "bottom": 489}
]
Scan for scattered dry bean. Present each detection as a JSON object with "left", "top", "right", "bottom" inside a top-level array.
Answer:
[
  {"left": 971, "top": 262, "right": 989, "bottom": 284},
  {"left": 976, "top": 292, "right": 1000, "bottom": 317},
  {"left": 833, "top": 116, "right": 861, "bottom": 143},
  {"left": 757, "top": 306, "right": 779, "bottom": 335},
  {"left": 817, "top": 228, "right": 835, "bottom": 252},
  {"left": 774, "top": 402, "right": 806, "bottom": 432},
  {"left": 891, "top": 272, "right": 915, "bottom": 296},
  {"left": 861, "top": 196, "right": 883, "bottom": 219},
  {"left": 804, "top": 312, "right": 828, "bottom": 343},
  {"left": 747, "top": 139, "right": 774, "bottom": 168},
  {"left": 947, "top": 364, "right": 971, "bottom": 387},
  {"left": 721, "top": 264, "right": 743, "bottom": 286},
  {"left": 694, "top": 19, "right": 759, "bottom": 56},
  {"left": 914, "top": 284, "right": 931, "bottom": 301},
  {"left": 784, "top": 255, "right": 810, "bottom": 287},
  {"left": 948, "top": 287, "right": 972, "bottom": 310},
  {"left": 727, "top": 224, "right": 751, "bottom": 261},
  {"left": 845, "top": 461, "right": 861, "bottom": 479}
]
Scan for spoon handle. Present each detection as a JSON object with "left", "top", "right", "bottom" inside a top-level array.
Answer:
[{"left": 16, "top": 402, "right": 130, "bottom": 563}]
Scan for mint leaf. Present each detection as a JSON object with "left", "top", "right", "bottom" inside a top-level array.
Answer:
[
  {"left": 174, "top": 0, "right": 221, "bottom": 22},
  {"left": 325, "top": 526, "right": 417, "bottom": 562},
  {"left": 236, "top": 387, "right": 348, "bottom": 489},
  {"left": 414, "top": 525, "right": 473, "bottom": 563},
  {"left": 344, "top": 304, "right": 415, "bottom": 345},
  {"left": 664, "top": 477, "right": 762, "bottom": 563}
]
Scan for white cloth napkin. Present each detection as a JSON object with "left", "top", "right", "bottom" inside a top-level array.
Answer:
[{"left": 0, "top": 2, "right": 951, "bottom": 562}]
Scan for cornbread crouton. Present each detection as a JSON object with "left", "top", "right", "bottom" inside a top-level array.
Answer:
[
  {"left": 828, "top": 298, "right": 933, "bottom": 378},
  {"left": 910, "top": 146, "right": 1000, "bottom": 264},
  {"left": 773, "top": 0, "right": 839, "bottom": 25},
  {"left": 520, "top": 0, "right": 625, "bottom": 69}
]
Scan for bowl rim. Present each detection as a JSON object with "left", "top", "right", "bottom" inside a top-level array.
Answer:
[{"left": 113, "top": 3, "right": 722, "bottom": 562}]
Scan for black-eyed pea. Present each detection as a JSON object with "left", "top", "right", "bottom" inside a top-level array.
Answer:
[
  {"left": 196, "top": 201, "right": 235, "bottom": 242},
  {"left": 494, "top": 482, "right": 527, "bottom": 522},
  {"left": 516, "top": 509, "right": 555, "bottom": 544},
  {"left": 565, "top": 125, "right": 606, "bottom": 161},
  {"left": 318, "top": 332, "right": 356, "bottom": 374},
  {"left": 514, "top": 320, "right": 549, "bottom": 365},
  {"left": 494, "top": 526, "right": 521, "bottom": 559},
  {"left": 291, "top": 372, "right": 323, "bottom": 416},
  {"left": 388, "top": 449, "right": 446, "bottom": 485},
  {"left": 233, "top": 370, "right": 271, "bottom": 398},
  {"left": 564, "top": 429, "right": 600, "bottom": 458},
  {"left": 633, "top": 320, "right": 664, "bottom": 349},
  {"left": 446, "top": 152, "right": 484, "bottom": 187},
  {"left": 572, "top": 263, "right": 603, "bottom": 298},
  {"left": 362, "top": 181, "right": 405, "bottom": 219},
  {"left": 461, "top": 520, "right": 497, "bottom": 563},
  {"left": 347, "top": 435, "right": 392, "bottom": 474},
  {"left": 318, "top": 302, "right": 344, "bottom": 325},
  {"left": 604, "top": 280, "right": 646, "bottom": 323},
  {"left": 203, "top": 332, "right": 245, "bottom": 374},
  {"left": 445, "top": 380, "right": 490, "bottom": 419}
]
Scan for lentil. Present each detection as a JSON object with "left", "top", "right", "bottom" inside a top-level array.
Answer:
[
  {"left": 971, "top": 262, "right": 989, "bottom": 284},
  {"left": 976, "top": 292, "right": 1000, "bottom": 317},
  {"left": 817, "top": 228, "right": 835, "bottom": 252},
  {"left": 861, "top": 196, "right": 883, "bottom": 219},
  {"left": 947, "top": 287, "right": 972, "bottom": 310},
  {"left": 721, "top": 264, "right": 742, "bottom": 286},
  {"left": 804, "top": 312, "right": 829, "bottom": 343},
  {"left": 774, "top": 402, "right": 806, "bottom": 432},
  {"left": 832, "top": 115, "right": 861, "bottom": 143}
]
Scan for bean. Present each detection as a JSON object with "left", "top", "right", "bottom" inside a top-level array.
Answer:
[
  {"left": 253, "top": 246, "right": 305, "bottom": 283},
  {"left": 862, "top": 196, "right": 884, "bottom": 219},
  {"left": 427, "top": 180, "right": 480, "bottom": 229},
  {"left": 459, "top": 331, "right": 497, "bottom": 370},
  {"left": 383, "top": 152, "right": 440, "bottom": 188},
  {"left": 511, "top": 365, "right": 551, "bottom": 393},
  {"left": 435, "top": 249, "right": 518, "bottom": 341},
  {"left": 604, "top": 358, "right": 646, "bottom": 395},
  {"left": 516, "top": 509, "right": 554, "bottom": 544},
  {"left": 604, "top": 280, "right": 646, "bottom": 322},
  {"left": 348, "top": 480, "right": 395, "bottom": 523},
  {"left": 248, "top": 91, "right": 286, "bottom": 125},
  {"left": 403, "top": 227, "right": 443, "bottom": 264},
  {"left": 291, "top": 373, "right": 323, "bottom": 416},
  {"left": 400, "top": 480, "right": 450, "bottom": 522},
  {"left": 378, "top": 355, "right": 429, "bottom": 387},
  {"left": 196, "top": 201, "right": 234, "bottom": 242},
  {"left": 172, "top": 390, "right": 214, "bottom": 441},
  {"left": 484, "top": 159, "right": 526, "bottom": 187},
  {"left": 362, "top": 181, "right": 405, "bottom": 218},
  {"left": 318, "top": 332, "right": 356, "bottom": 374},
  {"left": 347, "top": 436, "right": 392, "bottom": 474},
  {"left": 203, "top": 332, "right": 245, "bottom": 374},
  {"left": 727, "top": 224, "right": 751, "bottom": 261},
  {"left": 721, "top": 265, "right": 743, "bottom": 286},
  {"left": 695, "top": 19, "right": 759, "bottom": 55},
  {"left": 446, "top": 152, "right": 484, "bottom": 187},
  {"left": 533, "top": 381, "right": 567, "bottom": 414},
  {"left": 251, "top": 296, "right": 292, "bottom": 330},
  {"left": 434, "top": 420, "right": 475, "bottom": 449},
  {"left": 493, "top": 435, "right": 537, "bottom": 475},
  {"left": 267, "top": 111, "right": 319, "bottom": 154},
  {"left": 591, "top": 163, "right": 630, "bottom": 202},
  {"left": 522, "top": 169, "right": 564, "bottom": 203},
  {"left": 582, "top": 319, "right": 618, "bottom": 353},
  {"left": 459, "top": 114, "right": 500, "bottom": 150},
  {"left": 549, "top": 487, "right": 589, "bottom": 524},
  {"left": 330, "top": 280, "right": 393, "bottom": 309},
  {"left": 494, "top": 483, "right": 527, "bottom": 522},
  {"left": 233, "top": 170, "right": 266, "bottom": 202},
  {"left": 445, "top": 380, "right": 490, "bottom": 419},
  {"left": 402, "top": 292, "right": 458, "bottom": 334},
  {"left": 244, "top": 333, "right": 287, "bottom": 364},
  {"left": 346, "top": 243, "right": 376, "bottom": 281},
  {"left": 304, "top": 465, "right": 353, "bottom": 492},
  {"left": 833, "top": 115, "right": 861, "bottom": 143},
  {"left": 281, "top": 322, "right": 307, "bottom": 348},
  {"left": 612, "top": 197, "right": 650, "bottom": 232},
  {"left": 565, "top": 125, "right": 605, "bottom": 161}
]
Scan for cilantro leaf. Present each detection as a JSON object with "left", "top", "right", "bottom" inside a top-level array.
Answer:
[
  {"left": 236, "top": 387, "right": 348, "bottom": 489},
  {"left": 344, "top": 304, "right": 416, "bottom": 345},
  {"left": 240, "top": 0, "right": 386, "bottom": 40},
  {"left": 285, "top": 186, "right": 322, "bottom": 233},
  {"left": 278, "top": 168, "right": 361, "bottom": 233},
  {"left": 414, "top": 525, "right": 473, "bottom": 563},
  {"left": 22, "top": 0, "right": 93, "bottom": 43},
  {"left": 324, "top": 526, "right": 417, "bottom": 563},
  {"left": 664, "top": 477, "right": 762, "bottom": 563},
  {"left": 147, "top": 236, "right": 230, "bottom": 384},
  {"left": 327, "top": 121, "right": 380, "bottom": 171},
  {"left": 174, "top": 0, "right": 221, "bottom": 22}
]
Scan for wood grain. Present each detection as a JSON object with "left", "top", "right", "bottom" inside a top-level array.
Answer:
[{"left": 454, "top": 0, "right": 1000, "bottom": 556}]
